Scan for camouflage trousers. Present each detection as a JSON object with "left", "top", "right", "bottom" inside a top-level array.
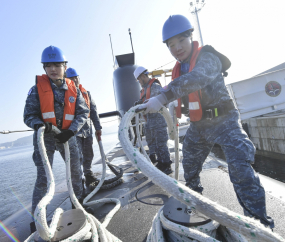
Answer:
[
  {"left": 32, "top": 132, "right": 82, "bottom": 214},
  {"left": 182, "top": 110, "right": 274, "bottom": 228},
  {"left": 145, "top": 127, "right": 171, "bottom": 165},
  {"left": 76, "top": 135, "right": 94, "bottom": 177}
]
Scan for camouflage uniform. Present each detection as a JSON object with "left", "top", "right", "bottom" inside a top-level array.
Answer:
[
  {"left": 76, "top": 91, "right": 102, "bottom": 177},
  {"left": 161, "top": 52, "right": 274, "bottom": 228},
  {"left": 24, "top": 78, "right": 89, "bottom": 214},
  {"left": 144, "top": 81, "right": 171, "bottom": 165}
]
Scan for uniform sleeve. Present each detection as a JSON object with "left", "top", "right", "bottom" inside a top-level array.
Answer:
[
  {"left": 150, "top": 83, "right": 162, "bottom": 98},
  {"left": 69, "top": 88, "right": 89, "bottom": 134},
  {"left": 161, "top": 52, "right": 222, "bottom": 102},
  {"left": 23, "top": 85, "right": 44, "bottom": 129},
  {"left": 88, "top": 91, "right": 102, "bottom": 130}
]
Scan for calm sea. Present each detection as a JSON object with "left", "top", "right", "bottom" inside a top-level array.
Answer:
[{"left": 0, "top": 133, "right": 118, "bottom": 221}]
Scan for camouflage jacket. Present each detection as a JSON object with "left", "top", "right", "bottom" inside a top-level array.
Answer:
[
  {"left": 144, "top": 81, "right": 167, "bottom": 129},
  {"left": 24, "top": 78, "right": 89, "bottom": 134},
  {"left": 161, "top": 52, "right": 233, "bottom": 109},
  {"left": 76, "top": 90, "right": 102, "bottom": 138}
]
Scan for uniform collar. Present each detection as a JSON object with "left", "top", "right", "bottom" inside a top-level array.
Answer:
[{"left": 49, "top": 78, "right": 68, "bottom": 90}]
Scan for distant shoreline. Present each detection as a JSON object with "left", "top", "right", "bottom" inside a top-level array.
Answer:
[{"left": 0, "top": 131, "right": 117, "bottom": 149}]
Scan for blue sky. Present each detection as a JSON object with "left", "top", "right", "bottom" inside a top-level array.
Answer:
[{"left": 1, "top": 0, "right": 285, "bottom": 143}]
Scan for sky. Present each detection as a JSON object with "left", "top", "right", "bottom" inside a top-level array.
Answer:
[{"left": 0, "top": 0, "right": 285, "bottom": 143}]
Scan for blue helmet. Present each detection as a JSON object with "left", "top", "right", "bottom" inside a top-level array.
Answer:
[
  {"left": 66, "top": 68, "right": 79, "bottom": 78},
  {"left": 41, "top": 45, "right": 68, "bottom": 63},
  {"left": 162, "top": 15, "right": 194, "bottom": 43}
]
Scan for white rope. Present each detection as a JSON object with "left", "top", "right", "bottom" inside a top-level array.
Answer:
[
  {"left": 25, "top": 126, "right": 121, "bottom": 242},
  {"left": 119, "top": 106, "right": 284, "bottom": 242},
  {"left": 169, "top": 101, "right": 180, "bottom": 180}
]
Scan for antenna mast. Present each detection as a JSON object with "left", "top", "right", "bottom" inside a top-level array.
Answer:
[
  {"left": 128, "top": 28, "right": 134, "bottom": 53},
  {"left": 189, "top": 0, "right": 206, "bottom": 46},
  {"left": 109, "top": 34, "right": 115, "bottom": 69}
]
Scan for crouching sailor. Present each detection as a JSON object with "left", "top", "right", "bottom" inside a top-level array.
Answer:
[
  {"left": 66, "top": 67, "right": 102, "bottom": 190},
  {"left": 134, "top": 66, "right": 173, "bottom": 175},
  {"left": 140, "top": 15, "right": 274, "bottom": 228},
  {"left": 23, "top": 46, "right": 89, "bottom": 232}
]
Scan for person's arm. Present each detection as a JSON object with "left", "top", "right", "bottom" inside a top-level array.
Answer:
[
  {"left": 150, "top": 82, "right": 162, "bottom": 98},
  {"left": 68, "top": 88, "right": 89, "bottom": 134},
  {"left": 160, "top": 52, "right": 222, "bottom": 104},
  {"left": 23, "top": 86, "right": 44, "bottom": 129},
  {"left": 88, "top": 91, "right": 102, "bottom": 131}
]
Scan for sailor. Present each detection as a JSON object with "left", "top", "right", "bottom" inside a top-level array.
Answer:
[
  {"left": 23, "top": 46, "right": 89, "bottom": 231},
  {"left": 66, "top": 67, "right": 102, "bottom": 189},
  {"left": 134, "top": 66, "right": 173, "bottom": 175},
  {"left": 139, "top": 15, "right": 274, "bottom": 228}
]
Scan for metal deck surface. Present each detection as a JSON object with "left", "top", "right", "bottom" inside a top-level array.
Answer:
[{"left": 1, "top": 143, "right": 285, "bottom": 242}]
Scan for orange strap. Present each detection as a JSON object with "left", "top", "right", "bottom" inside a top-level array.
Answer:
[
  {"left": 171, "top": 41, "right": 203, "bottom": 121},
  {"left": 140, "top": 78, "right": 161, "bottom": 102},
  {"left": 79, "top": 84, "right": 90, "bottom": 118}
]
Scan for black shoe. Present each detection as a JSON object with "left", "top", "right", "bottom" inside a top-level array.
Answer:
[
  {"left": 156, "top": 161, "right": 173, "bottom": 175},
  {"left": 149, "top": 154, "right": 157, "bottom": 164},
  {"left": 85, "top": 173, "right": 99, "bottom": 187}
]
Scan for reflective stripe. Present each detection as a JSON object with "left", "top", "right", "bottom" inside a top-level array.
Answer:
[
  {"left": 42, "top": 112, "right": 55, "bottom": 119},
  {"left": 189, "top": 102, "right": 200, "bottom": 110},
  {"left": 65, "top": 114, "right": 74, "bottom": 121}
]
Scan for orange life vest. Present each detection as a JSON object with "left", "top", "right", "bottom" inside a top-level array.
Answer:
[
  {"left": 140, "top": 78, "right": 161, "bottom": 101},
  {"left": 79, "top": 84, "right": 90, "bottom": 118},
  {"left": 36, "top": 74, "right": 77, "bottom": 129},
  {"left": 172, "top": 41, "right": 203, "bottom": 121}
]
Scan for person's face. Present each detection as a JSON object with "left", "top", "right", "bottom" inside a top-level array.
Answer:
[
  {"left": 168, "top": 35, "right": 192, "bottom": 62},
  {"left": 44, "top": 62, "right": 66, "bottom": 81},
  {"left": 137, "top": 74, "right": 148, "bottom": 87},
  {"left": 69, "top": 76, "right": 80, "bottom": 88}
]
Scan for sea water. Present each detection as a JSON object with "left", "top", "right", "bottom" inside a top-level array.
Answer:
[{"left": 0, "top": 132, "right": 118, "bottom": 221}]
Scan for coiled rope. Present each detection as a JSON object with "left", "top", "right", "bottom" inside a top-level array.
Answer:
[
  {"left": 25, "top": 126, "right": 121, "bottom": 242},
  {"left": 119, "top": 106, "right": 284, "bottom": 242}
]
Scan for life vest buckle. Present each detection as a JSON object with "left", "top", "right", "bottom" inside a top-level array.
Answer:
[{"left": 205, "top": 109, "right": 213, "bottom": 120}]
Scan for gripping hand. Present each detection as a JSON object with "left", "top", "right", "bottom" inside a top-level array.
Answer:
[{"left": 55, "top": 130, "right": 74, "bottom": 143}]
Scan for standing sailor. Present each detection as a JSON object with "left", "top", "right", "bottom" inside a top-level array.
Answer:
[
  {"left": 66, "top": 67, "right": 102, "bottom": 189},
  {"left": 24, "top": 46, "right": 89, "bottom": 230},
  {"left": 139, "top": 15, "right": 274, "bottom": 228},
  {"left": 134, "top": 66, "right": 172, "bottom": 175}
]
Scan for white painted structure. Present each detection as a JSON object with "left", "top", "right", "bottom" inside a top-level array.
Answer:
[
  {"left": 227, "top": 68, "right": 285, "bottom": 121},
  {"left": 226, "top": 63, "right": 285, "bottom": 157}
]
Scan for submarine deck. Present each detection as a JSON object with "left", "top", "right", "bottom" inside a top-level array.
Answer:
[{"left": 1, "top": 142, "right": 285, "bottom": 242}]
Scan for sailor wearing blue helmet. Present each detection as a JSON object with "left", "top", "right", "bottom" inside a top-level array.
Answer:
[
  {"left": 140, "top": 15, "right": 274, "bottom": 228},
  {"left": 24, "top": 46, "right": 89, "bottom": 233},
  {"left": 66, "top": 67, "right": 102, "bottom": 190}
]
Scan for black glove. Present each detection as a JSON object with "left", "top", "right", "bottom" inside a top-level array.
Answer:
[
  {"left": 34, "top": 122, "right": 53, "bottom": 133},
  {"left": 134, "top": 99, "right": 143, "bottom": 106},
  {"left": 54, "top": 130, "right": 74, "bottom": 143}
]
